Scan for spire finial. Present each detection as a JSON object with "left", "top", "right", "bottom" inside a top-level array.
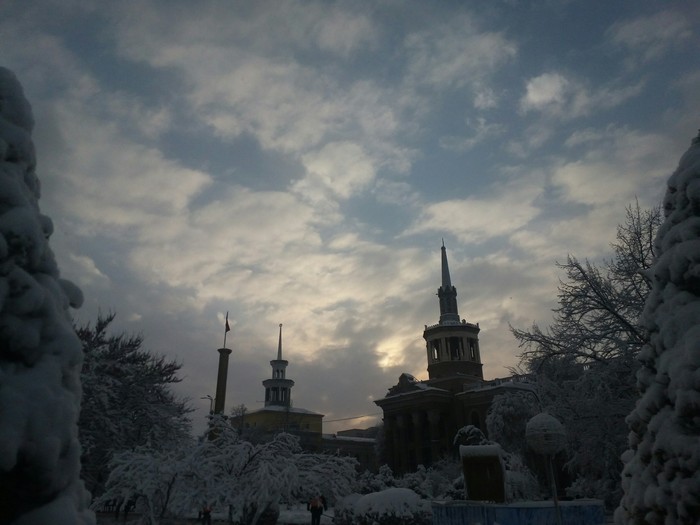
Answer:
[
  {"left": 277, "top": 323, "right": 283, "bottom": 360},
  {"left": 441, "top": 242, "right": 452, "bottom": 289}
]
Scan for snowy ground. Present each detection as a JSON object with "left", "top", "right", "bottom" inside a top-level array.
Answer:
[{"left": 95, "top": 505, "right": 333, "bottom": 524}]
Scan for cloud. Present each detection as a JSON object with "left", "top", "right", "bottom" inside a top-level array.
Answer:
[
  {"left": 64, "top": 254, "right": 111, "bottom": 289},
  {"left": 312, "top": 6, "right": 378, "bottom": 57},
  {"left": 608, "top": 9, "right": 694, "bottom": 63},
  {"left": 561, "top": 128, "right": 672, "bottom": 197},
  {"left": 520, "top": 73, "right": 569, "bottom": 113},
  {"left": 49, "top": 104, "right": 211, "bottom": 234},
  {"left": 406, "top": 179, "right": 542, "bottom": 243},
  {"left": 439, "top": 117, "right": 506, "bottom": 152},
  {"left": 403, "top": 12, "right": 517, "bottom": 93},
  {"left": 294, "top": 141, "right": 376, "bottom": 201},
  {"left": 519, "top": 73, "right": 643, "bottom": 119}
]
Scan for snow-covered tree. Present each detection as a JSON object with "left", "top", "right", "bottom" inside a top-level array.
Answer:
[
  {"left": 616, "top": 133, "right": 700, "bottom": 524},
  {"left": 98, "top": 415, "right": 358, "bottom": 525},
  {"left": 96, "top": 445, "right": 190, "bottom": 524},
  {"left": 486, "top": 391, "right": 539, "bottom": 459},
  {"left": 0, "top": 68, "right": 94, "bottom": 523},
  {"left": 511, "top": 202, "right": 661, "bottom": 507},
  {"left": 77, "top": 313, "right": 191, "bottom": 496},
  {"left": 513, "top": 201, "right": 660, "bottom": 367}
]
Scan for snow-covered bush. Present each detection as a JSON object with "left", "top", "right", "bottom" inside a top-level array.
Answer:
[
  {"left": 616, "top": 133, "right": 700, "bottom": 524},
  {"left": 97, "top": 415, "right": 358, "bottom": 524},
  {"left": 335, "top": 488, "right": 432, "bottom": 525},
  {"left": 357, "top": 464, "right": 396, "bottom": 494},
  {"left": 0, "top": 67, "right": 94, "bottom": 523},
  {"left": 396, "top": 460, "right": 462, "bottom": 500}
]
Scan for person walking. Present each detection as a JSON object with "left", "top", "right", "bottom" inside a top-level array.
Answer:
[
  {"left": 201, "top": 503, "right": 212, "bottom": 525},
  {"left": 307, "top": 495, "right": 324, "bottom": 525}
]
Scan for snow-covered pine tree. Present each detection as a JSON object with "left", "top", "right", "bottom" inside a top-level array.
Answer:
[
  {"left": 77, "top": 313, "right": 192, "bottom": 497},
  {"left": 0, "top": 68, "right": 94, "bottom": 523},
  {"left": 616, "top": 131, "right": 700, "bottom": 524}
]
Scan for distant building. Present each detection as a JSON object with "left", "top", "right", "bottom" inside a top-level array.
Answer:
[
  {"left": 321, "top": 427, "right": 380, "bottom": 472},
  {"left": 375, "top": 244, "right": 536, "bottom": 475},
  {"left": 229, "top": 324, "right": 324, "bottom": 451},
  {"left": 230, "top": 325, "right": 378, "bottom": 471}
]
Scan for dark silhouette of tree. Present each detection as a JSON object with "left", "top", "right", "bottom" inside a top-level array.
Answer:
[
  {"left": 511, "top": 202, "right": 661, "bottom": 508},
  {"left": 77, "top": 313, "right": 192, "bottom": 496}
]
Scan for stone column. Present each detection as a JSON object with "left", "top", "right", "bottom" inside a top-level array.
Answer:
[
  {"left": 412, "top": 411, "right": 424, "bottom": 467},
  {"left": 395, "top": 414, "right": 407, "bottom": 474},
  {"left": 428, "top": 410, "right": 442, "bottom": 462}
]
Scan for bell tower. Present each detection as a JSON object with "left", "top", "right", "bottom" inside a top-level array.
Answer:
[
  {"left": 423, "top": 243, "right": 483, "bottom": 382},
  {"left": 262, "top": 324, "right": 295, "bottom": 407}
]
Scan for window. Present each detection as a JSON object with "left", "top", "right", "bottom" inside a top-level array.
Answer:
[
  {"left": 448, "top": 337, "right": 463, "bottom": 360},
  {"left": 431, "top": 340, "right": 441, "bottom": 361}
]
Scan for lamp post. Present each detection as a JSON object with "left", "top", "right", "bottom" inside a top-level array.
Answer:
[{"left": 526, "top": 413, "right": 566, "bottom": 525}]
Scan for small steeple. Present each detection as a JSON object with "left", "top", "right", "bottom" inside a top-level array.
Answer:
[
  {"left": 263, "top": 323, "right": 294, "bottom": 407},
  {"left": 437, "top": 243, "right": 460, "bottom": 324},
  {"left": 277, "top": 323, "right": 283, "bottom": 360}
]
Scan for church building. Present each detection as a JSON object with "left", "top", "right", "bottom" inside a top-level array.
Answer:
[{"left": 375, "top": 244, "right": 535, "bottom": 475}]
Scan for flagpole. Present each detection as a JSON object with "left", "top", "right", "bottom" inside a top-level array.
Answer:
[{"left": 223, "top": 311, "right": 230, "bottom": 349}]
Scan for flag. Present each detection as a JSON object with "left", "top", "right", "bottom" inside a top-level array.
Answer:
[{"left": 225, "top": 312, "right": 230, "bottom": 333}]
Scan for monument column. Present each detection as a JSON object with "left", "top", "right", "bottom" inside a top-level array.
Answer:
[{"left": 214, "top": 347, "right": 232, "bottom": 414}]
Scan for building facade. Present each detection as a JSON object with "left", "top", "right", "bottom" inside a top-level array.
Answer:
[{"left": 375, "top": 244, "right": 535, "bottom": 474}]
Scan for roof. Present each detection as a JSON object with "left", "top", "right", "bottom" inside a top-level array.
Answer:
[{"left": 244, "top": 405, "right": 324, "bottom": 417}]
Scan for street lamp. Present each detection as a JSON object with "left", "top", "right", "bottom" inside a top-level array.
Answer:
[
  {"left": 526, "top": 413, "right": 566, "bottom": 525},
  {"left": 201, "top": 395, "right": 214, "bottom": 414}
]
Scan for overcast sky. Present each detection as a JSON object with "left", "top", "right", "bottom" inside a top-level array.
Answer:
[{"left": 2, "top": 0, "right": 698, "bottom": 435}]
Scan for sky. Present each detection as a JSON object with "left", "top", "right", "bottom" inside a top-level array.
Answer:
[{"left": 1, "top": 0, "right": 698, "bottom": 436}]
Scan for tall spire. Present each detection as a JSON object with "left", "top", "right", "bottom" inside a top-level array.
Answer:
[
  {"left": 441, "top": 239, "right": 452, "bottom": 289},
  {"left": 277, "top": 323, "right": 283, "bottom": 360},
  {"left": 438, "top": 243, "right": 460, "bottom": 324}
]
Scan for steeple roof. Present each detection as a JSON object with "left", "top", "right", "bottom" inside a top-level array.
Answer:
[
  {"left": 437, "top": 243, "right": 460, "bottom": 324},
  {"left": 277, "top": 323, "right": 283, "bottom": 360},
  {"left": 441, "top": 239, "right": 452, "bottom": 290}
]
